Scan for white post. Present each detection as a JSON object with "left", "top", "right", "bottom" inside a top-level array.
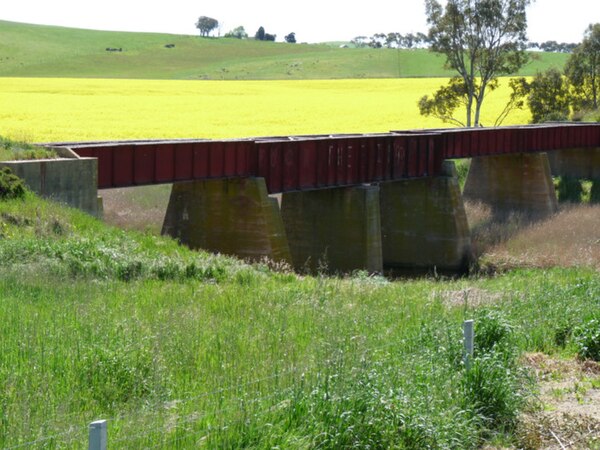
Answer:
[
  {"left": 463, "top": 319, "right": 474, "bottom": 370},
  {"left": 89, "top": 420, "right": 107, "bottom": 450}
]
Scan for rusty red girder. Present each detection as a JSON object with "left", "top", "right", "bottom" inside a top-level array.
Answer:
[{"left": 45, "top": 123, "right": 600, "bottom": 193}]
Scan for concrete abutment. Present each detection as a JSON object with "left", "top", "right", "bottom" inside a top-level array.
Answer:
[{"left": 0, "top": 158, "right": 101, "bottom": 217}]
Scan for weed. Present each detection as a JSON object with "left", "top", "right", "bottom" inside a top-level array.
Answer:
[
  {"left": 573, "top": 317, "right": 600, "bottom": 361},
  {"left": 474, "top": 309, "right": 516, "bottom": 357},
  {"left": 553, "top": 320, "right": 575, "bottom": 348},
  {"left": 0, "top": 136, "right": 56, "bottom": 161},
  {"left": 462, "top": 352, "right": 527, "bottom": 433}
]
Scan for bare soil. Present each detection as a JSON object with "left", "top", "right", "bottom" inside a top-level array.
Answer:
[{"left": 516, "top": 353, "right": 600, "bottom": 449}]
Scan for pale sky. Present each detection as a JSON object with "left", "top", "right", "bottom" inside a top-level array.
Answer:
[{"left": 1, "top": 0, "right": 598, "bottom": 44}]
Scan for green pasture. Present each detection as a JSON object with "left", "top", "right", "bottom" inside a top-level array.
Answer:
[{"left": 0, "top": 20, "right": 568, "bottom": 80}]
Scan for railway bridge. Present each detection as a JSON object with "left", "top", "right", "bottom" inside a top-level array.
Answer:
[{"left": 44, "top": 123, "right": 600, "bottom": 274}]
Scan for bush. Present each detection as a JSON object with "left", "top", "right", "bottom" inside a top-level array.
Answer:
[
  {"left": 556, "top": 176, "right": 583, "bottom": 203},
  {"left": 0, "top": 167, "right": 26, "bottom": 200}
]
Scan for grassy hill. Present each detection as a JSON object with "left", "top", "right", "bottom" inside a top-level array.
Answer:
[{"left": 0, "top": 20, "right": 569, "bottom": 80}]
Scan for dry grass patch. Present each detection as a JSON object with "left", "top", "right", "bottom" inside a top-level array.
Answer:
[
  {"left": 467, "top": 203, "right": 600, "bottom": 272},
  {"left": 100, "top": 185, "right": 172, "bottom": 234}
]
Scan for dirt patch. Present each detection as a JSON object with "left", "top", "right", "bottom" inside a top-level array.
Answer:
[{"left": 517, "top": 353, "right": 600, "bottom": 449}]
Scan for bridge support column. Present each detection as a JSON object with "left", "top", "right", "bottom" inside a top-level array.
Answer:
[
  {"left": 546, "top": 147, "right": 600, "bottom": 179},
  {"left": 161, "top": 177, "right": 291, "bottom": 263},
  {"left": 464, "top": 152, "right": 558, "bottom": 219},
  {"left": 281, "top": 185, "right": 383, "bottom": 274},
  {"left": 380, "top": 161, "right": 472, "bottom": 274}
]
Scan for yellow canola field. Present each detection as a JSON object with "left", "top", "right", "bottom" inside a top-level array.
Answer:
[{"left": 0, "top": 78, "right": 532, "bottom": 142}]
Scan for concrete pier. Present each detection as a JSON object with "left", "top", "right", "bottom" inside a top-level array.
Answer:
[
  {"left": 161, "top": 177, "right": 291, "bottom": 263},
  {"left": 380, "top": 161, "right": 472, "bottom": 274},
  {"left": 546, "top": 148, "right": 600, "bottom": 179},
  {"left": 281, "top": 185, "right": 383, "bottom": 274},
  {"left": 463, "top": 153, "right": 558, "bottom": 219}
]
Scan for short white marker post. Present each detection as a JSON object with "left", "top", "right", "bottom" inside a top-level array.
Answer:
[
  {"left": 89, "top": 420, "right": 107, "bottom": 450},
  {"left": 463, "top": 319, "right": 474, "bottom": 370}
]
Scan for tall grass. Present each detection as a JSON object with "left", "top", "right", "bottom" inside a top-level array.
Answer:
[{"left": 1, "top": 194, "right": 599, "bottom": 448}]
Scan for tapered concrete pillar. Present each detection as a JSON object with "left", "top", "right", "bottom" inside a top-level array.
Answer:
[
  {"left": 546, "top": 148, "right": 600, "bottom": 179},
  {"left": 162, "top": 177, "right": 291, "bottom": 263},
  {"left": 380, "top": 161, "right": 472, "bottom": 274},
  {"left": 281, "top": 185, "right": 383, "bottom": 274},
  {"left": 463, "top": 153, "right": 558, "bottom": 219}
]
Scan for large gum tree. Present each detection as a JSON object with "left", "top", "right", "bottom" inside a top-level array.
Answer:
[
  {"left": 419, "top": 0, "right": 531, "bottom": 127},
  {"left": 565, "top": 23, "right": 600, "bottom": 112}
]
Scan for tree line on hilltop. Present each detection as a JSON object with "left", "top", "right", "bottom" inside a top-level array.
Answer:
[
  {"left": 353, "top": 33, "right": 579, "bottom": 53},
  {"left": 195, "top": 14, "right": 579, "bottom": 53},
  {"left": 195, "top": 16, "right": 296, "bottom": 43}
]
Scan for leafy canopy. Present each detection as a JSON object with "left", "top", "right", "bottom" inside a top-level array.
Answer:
[
  {"left": 419, "top": 0, "right": 530, "bottom": 127},
  {"left": 565, "top": 23, "right": 600, "bottom": 111},
  {"left": 195, "top": 16, "right": 219, "bottom": 37}
]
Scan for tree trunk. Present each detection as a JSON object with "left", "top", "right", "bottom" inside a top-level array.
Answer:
[{"left": 466, "top": 95, "right": 473, "bottom": 127}]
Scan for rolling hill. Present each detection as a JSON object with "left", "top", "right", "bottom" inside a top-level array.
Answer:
[{"left": 0, "top": 20, "right": 569, "bottom": 80}]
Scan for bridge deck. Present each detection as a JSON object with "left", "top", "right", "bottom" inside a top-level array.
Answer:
[{"left": 44, "top": 123, "right": 600, "bottom": 193}]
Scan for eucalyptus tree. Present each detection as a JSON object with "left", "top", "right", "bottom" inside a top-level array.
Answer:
[
  {"left": 565, "top": 23, "right": 600, "bottom": 111},
  {"left": 418, "top": 0, "right": 531, "bottom": 127}
]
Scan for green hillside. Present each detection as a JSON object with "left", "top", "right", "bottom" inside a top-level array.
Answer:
[{"left": 0, "top": 20, "right": 569, "bottom": 80}]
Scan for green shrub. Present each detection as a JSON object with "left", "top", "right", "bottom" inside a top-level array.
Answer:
[
  {"left": 556, "top": 176, "right": 583, "bottom": 203},
  {"left": 0, "top": 167, "right": 26, "bottom": 200},
  {"left": 573, "top": 317, "right": 600, "bottom": 361},
  {"left": 553, "top": 319, "right": 575, "bottom": 348}
]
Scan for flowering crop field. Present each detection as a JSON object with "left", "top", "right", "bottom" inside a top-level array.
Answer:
[{"left": 0, "top": 77, "right": 531, "bottom": 143}]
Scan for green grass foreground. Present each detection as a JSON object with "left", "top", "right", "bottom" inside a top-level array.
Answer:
[
  {"left": 0, "top": 194, "right": 599, "bottom": 448},
  {"left": 0, "top": 20, "right": 568, "bottom": 80}
]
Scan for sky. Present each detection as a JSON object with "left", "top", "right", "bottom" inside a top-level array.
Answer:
[{"left": 1, "top": 0, "right": 598, "bottom": 44}]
